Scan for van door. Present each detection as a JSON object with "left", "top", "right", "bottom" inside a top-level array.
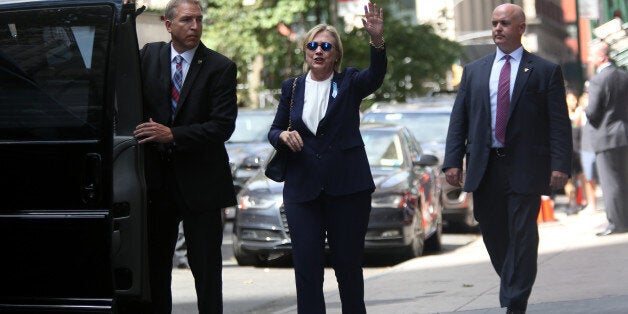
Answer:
[{"left": 0, "top": 1, "right": 147, "bottom": 312}]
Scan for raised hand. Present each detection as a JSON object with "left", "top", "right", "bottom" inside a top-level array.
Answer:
[{"left": 361, "top": 2, "right": 384, "bottom": 40}]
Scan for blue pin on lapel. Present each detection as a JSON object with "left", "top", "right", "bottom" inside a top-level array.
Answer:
[{"left": 332, "top": 81, "right": 338, "bottom": 98}]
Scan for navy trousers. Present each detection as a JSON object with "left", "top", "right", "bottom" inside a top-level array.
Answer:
[
  {"left": 285, "top": 190, "right": 372, "bottom": 314},
  {"left": 473, "top": 152, "right": 541, "bottom": 311}
]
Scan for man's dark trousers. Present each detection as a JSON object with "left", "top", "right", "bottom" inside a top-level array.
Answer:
[{"left": 473, "top": 152, "right": 542, "bottom": 311}]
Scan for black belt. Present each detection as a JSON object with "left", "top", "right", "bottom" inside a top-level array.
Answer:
[{"left": 491, "top": 147, "right": 507, "bottom": 158}]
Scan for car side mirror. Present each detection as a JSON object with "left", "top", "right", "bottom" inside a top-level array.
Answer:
[{"left": 412, "top": 154, "right": 439, "bottom": 167}]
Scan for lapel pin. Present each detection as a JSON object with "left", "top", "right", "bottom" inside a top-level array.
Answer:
[
  {"left": 524, "top": 68, "right": 529, "bottom": 72},
  {"left": 198, "top": 60, "right": 203, "bottom": 64}
]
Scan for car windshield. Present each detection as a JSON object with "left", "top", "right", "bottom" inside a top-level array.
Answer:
[
  {"left": 229, "top": 112, "right": 274, "bottom": 143},
  {"left": 0, "top": 5, "right": 112, "bottom": 141},
  {"left": 362, "top": 130, "right": 403, "bottom": 168},
  {"left": 362, "top": 112, "right": 450, "bottom": 143}
]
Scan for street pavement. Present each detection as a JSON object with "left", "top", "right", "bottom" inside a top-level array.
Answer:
[
  {"left": 271, "top": 196, "right": 628, "bottom": 314},
  {"left": 172, "top": 193, "right": 628, "bottom": 313}
]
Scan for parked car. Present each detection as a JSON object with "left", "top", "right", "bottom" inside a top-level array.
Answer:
[
  {"left": 362, "top": 95, "right": 478, "bottom": 231},
  {"left": 232, "top": 123, "right": 442, "bottom": 266},
  {"left": 226, "top": 109, "right": 276, "bottom": 190},
  {"left": 224, "top": 109, "right": 275, "bottom": 219},
  {"left": 0, "top": 0, "right": 148, "bottom": 312}
]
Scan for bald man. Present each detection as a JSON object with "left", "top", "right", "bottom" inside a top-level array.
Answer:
[
  {"left": 443, "top": 4, "right": 572, "bottom": 313},
  {"left": 585, "top": 42, "right": 628, "bottom": 236}
]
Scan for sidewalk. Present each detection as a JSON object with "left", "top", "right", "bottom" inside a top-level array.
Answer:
[{"left": 276, "top": 203, "right": 628, "bottom": 313}]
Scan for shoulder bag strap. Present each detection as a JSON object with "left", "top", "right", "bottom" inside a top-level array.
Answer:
[{"left": 288, "top": 76, "right": 298, "bottom": 131}]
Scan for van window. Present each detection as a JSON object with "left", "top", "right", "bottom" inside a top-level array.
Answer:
[{"left": 0, "top": 5, "right": 113, "bottom": 141}]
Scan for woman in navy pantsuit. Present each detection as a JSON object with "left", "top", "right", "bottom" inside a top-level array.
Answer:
[{"left": 267, "top": 2, "right": 386, "bottom": 313}]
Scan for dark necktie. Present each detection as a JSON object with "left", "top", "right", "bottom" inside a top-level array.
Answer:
[
  {"left": 171, "top": 55, "right": 183, "bottom": 120},
  {"left": 495, "top": 55, "right": 511, "bottom": 145}
]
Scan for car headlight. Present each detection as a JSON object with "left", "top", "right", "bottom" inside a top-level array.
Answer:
[
  {"left": 371, "top": 194, "right": 404, "bottom": 208},
  {"left": 238, "top": 194, "right": 281, "bottom": 210}
]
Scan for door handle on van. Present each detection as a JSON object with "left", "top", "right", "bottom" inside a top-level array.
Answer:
[{"left": 82, "top": 153, "right": 102, "bottom": 204}]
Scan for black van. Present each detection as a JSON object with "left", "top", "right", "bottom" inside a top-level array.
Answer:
[{"left": 0, "top": 0, "right": 148, "bottom": 312}]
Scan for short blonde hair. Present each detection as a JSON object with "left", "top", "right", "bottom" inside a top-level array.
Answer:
[{"left": 302, "top": 24, "right": 343, "bottom": 73}]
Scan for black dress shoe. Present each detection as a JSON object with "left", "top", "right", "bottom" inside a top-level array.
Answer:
[
  {"left": 506, "top": 308, "right": 525, "bottom": 314},
  {"left": 596, "top": 228, "right": 616, "bottom": 236}
]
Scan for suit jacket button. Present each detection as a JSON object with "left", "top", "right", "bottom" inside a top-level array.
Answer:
[{"left": 316, "top": 154, "right": 322, "bottom": 159}]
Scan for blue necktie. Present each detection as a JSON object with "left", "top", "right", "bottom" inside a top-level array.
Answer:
[{"left": 171, "top": 55, "right": 183, "bottom": 120}]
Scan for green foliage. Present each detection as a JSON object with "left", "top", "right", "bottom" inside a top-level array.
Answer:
[
  {"left": 203, "top": 0, "right": 308, "bottom": 85},
  {"left": 201, "top": 0, "right": 462, "bottom": 105},
  {"left": 343, "top": 12, "right": 462, "bottom": 102}
]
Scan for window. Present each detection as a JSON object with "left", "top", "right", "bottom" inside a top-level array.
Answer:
[
  {"left": 363, "top": 130, "right": 403, "bottom": 167},
  {"left": 229, "top": 112, "right": 275, "bottom": 143},
  {"left": 0, "top": 5, "right": 113, "bottom": 141},
  {"left": 363, "top": 112, "right": 451, "bottom": 143}
]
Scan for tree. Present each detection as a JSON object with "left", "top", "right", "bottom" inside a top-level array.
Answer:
[
  {"left": 341, "top": 8, "right": 462, "bottom": 103},
  {"left": 203, "top": 0, "right": 462, "bottom": 106},
  {"left": 203, "top": 0, "right": 309, "bottom": 106}
]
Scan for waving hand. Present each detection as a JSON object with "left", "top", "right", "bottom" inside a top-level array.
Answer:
[{"left": 361, "top": 2, "right": 384, "bottom": 40}]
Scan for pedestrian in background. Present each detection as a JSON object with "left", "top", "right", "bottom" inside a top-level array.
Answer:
[
  {"left": 578, "top": 84, "right": 600, "bottom": 214},
  {"left": 564, "top": 89, "right": 586, "bottom": 215},
  {"left": 585, "top": 41, "right": 628, "bottom": 236},
  {"left": 267, "top": 2, "right": 386, "bottom": 312},
  {"left": 443, "top": 4, "right": 571, "bottom": 314},
  {"left": 134, "top": 0, "right": 238, "bottom": 312}
]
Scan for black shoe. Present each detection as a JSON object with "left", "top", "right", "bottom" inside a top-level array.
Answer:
[{"left": 506, "top": 308, "right": 525, "bottom": 314}]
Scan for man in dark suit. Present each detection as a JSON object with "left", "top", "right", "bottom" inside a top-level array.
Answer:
[
  {"left": 585, "top": 41, "right": 628, "bottom": 236},
  {"left": 443, "top": 4, "right": 571, "bottom": 313},
  {"left": 133, "top": 0, "right": 237, "bottom": 313}
]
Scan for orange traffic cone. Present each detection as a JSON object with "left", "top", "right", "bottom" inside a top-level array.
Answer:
[
  {"left": 538, "top": 195, "right": 555, "bottom": 222},
  {"left": 576, "top": 185, "right": 584, "bottom": 206},
  {"left": 537, "top": 207, "right": 543, "bottom": 223}
]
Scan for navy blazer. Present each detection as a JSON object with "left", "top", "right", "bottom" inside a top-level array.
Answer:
[
  {"left": 139, "top": 42, "right": 238, "bottom": 211},
  {"left": 268, "top": 47, "right": 387, "bottom": 203},
  {"left": 443, "top": 50, "right": 572, "bottom": 195}
]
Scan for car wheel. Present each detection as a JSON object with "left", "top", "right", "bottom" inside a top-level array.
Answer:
[
  {"left": 401, "top": 215, "right": 424, "bottom": 259},
  {"left": 425, "top": 215, "right": 442, "bottom": 252}
]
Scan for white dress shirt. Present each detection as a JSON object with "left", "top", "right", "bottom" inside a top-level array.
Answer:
[
  {"left": 302, "top": 71, "right": 333, "bottom": 134},
  {"left": 170, "top": 45, "right": 198, "bottom": 84}
]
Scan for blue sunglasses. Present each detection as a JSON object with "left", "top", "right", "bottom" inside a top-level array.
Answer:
[{"left": 306, "top": 41, "right": 334, "bottom": 52}]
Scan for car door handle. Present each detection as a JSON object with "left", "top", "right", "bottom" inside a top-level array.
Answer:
[{"left": 82, "top": 153, "right": 102, "bottom": 204}]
